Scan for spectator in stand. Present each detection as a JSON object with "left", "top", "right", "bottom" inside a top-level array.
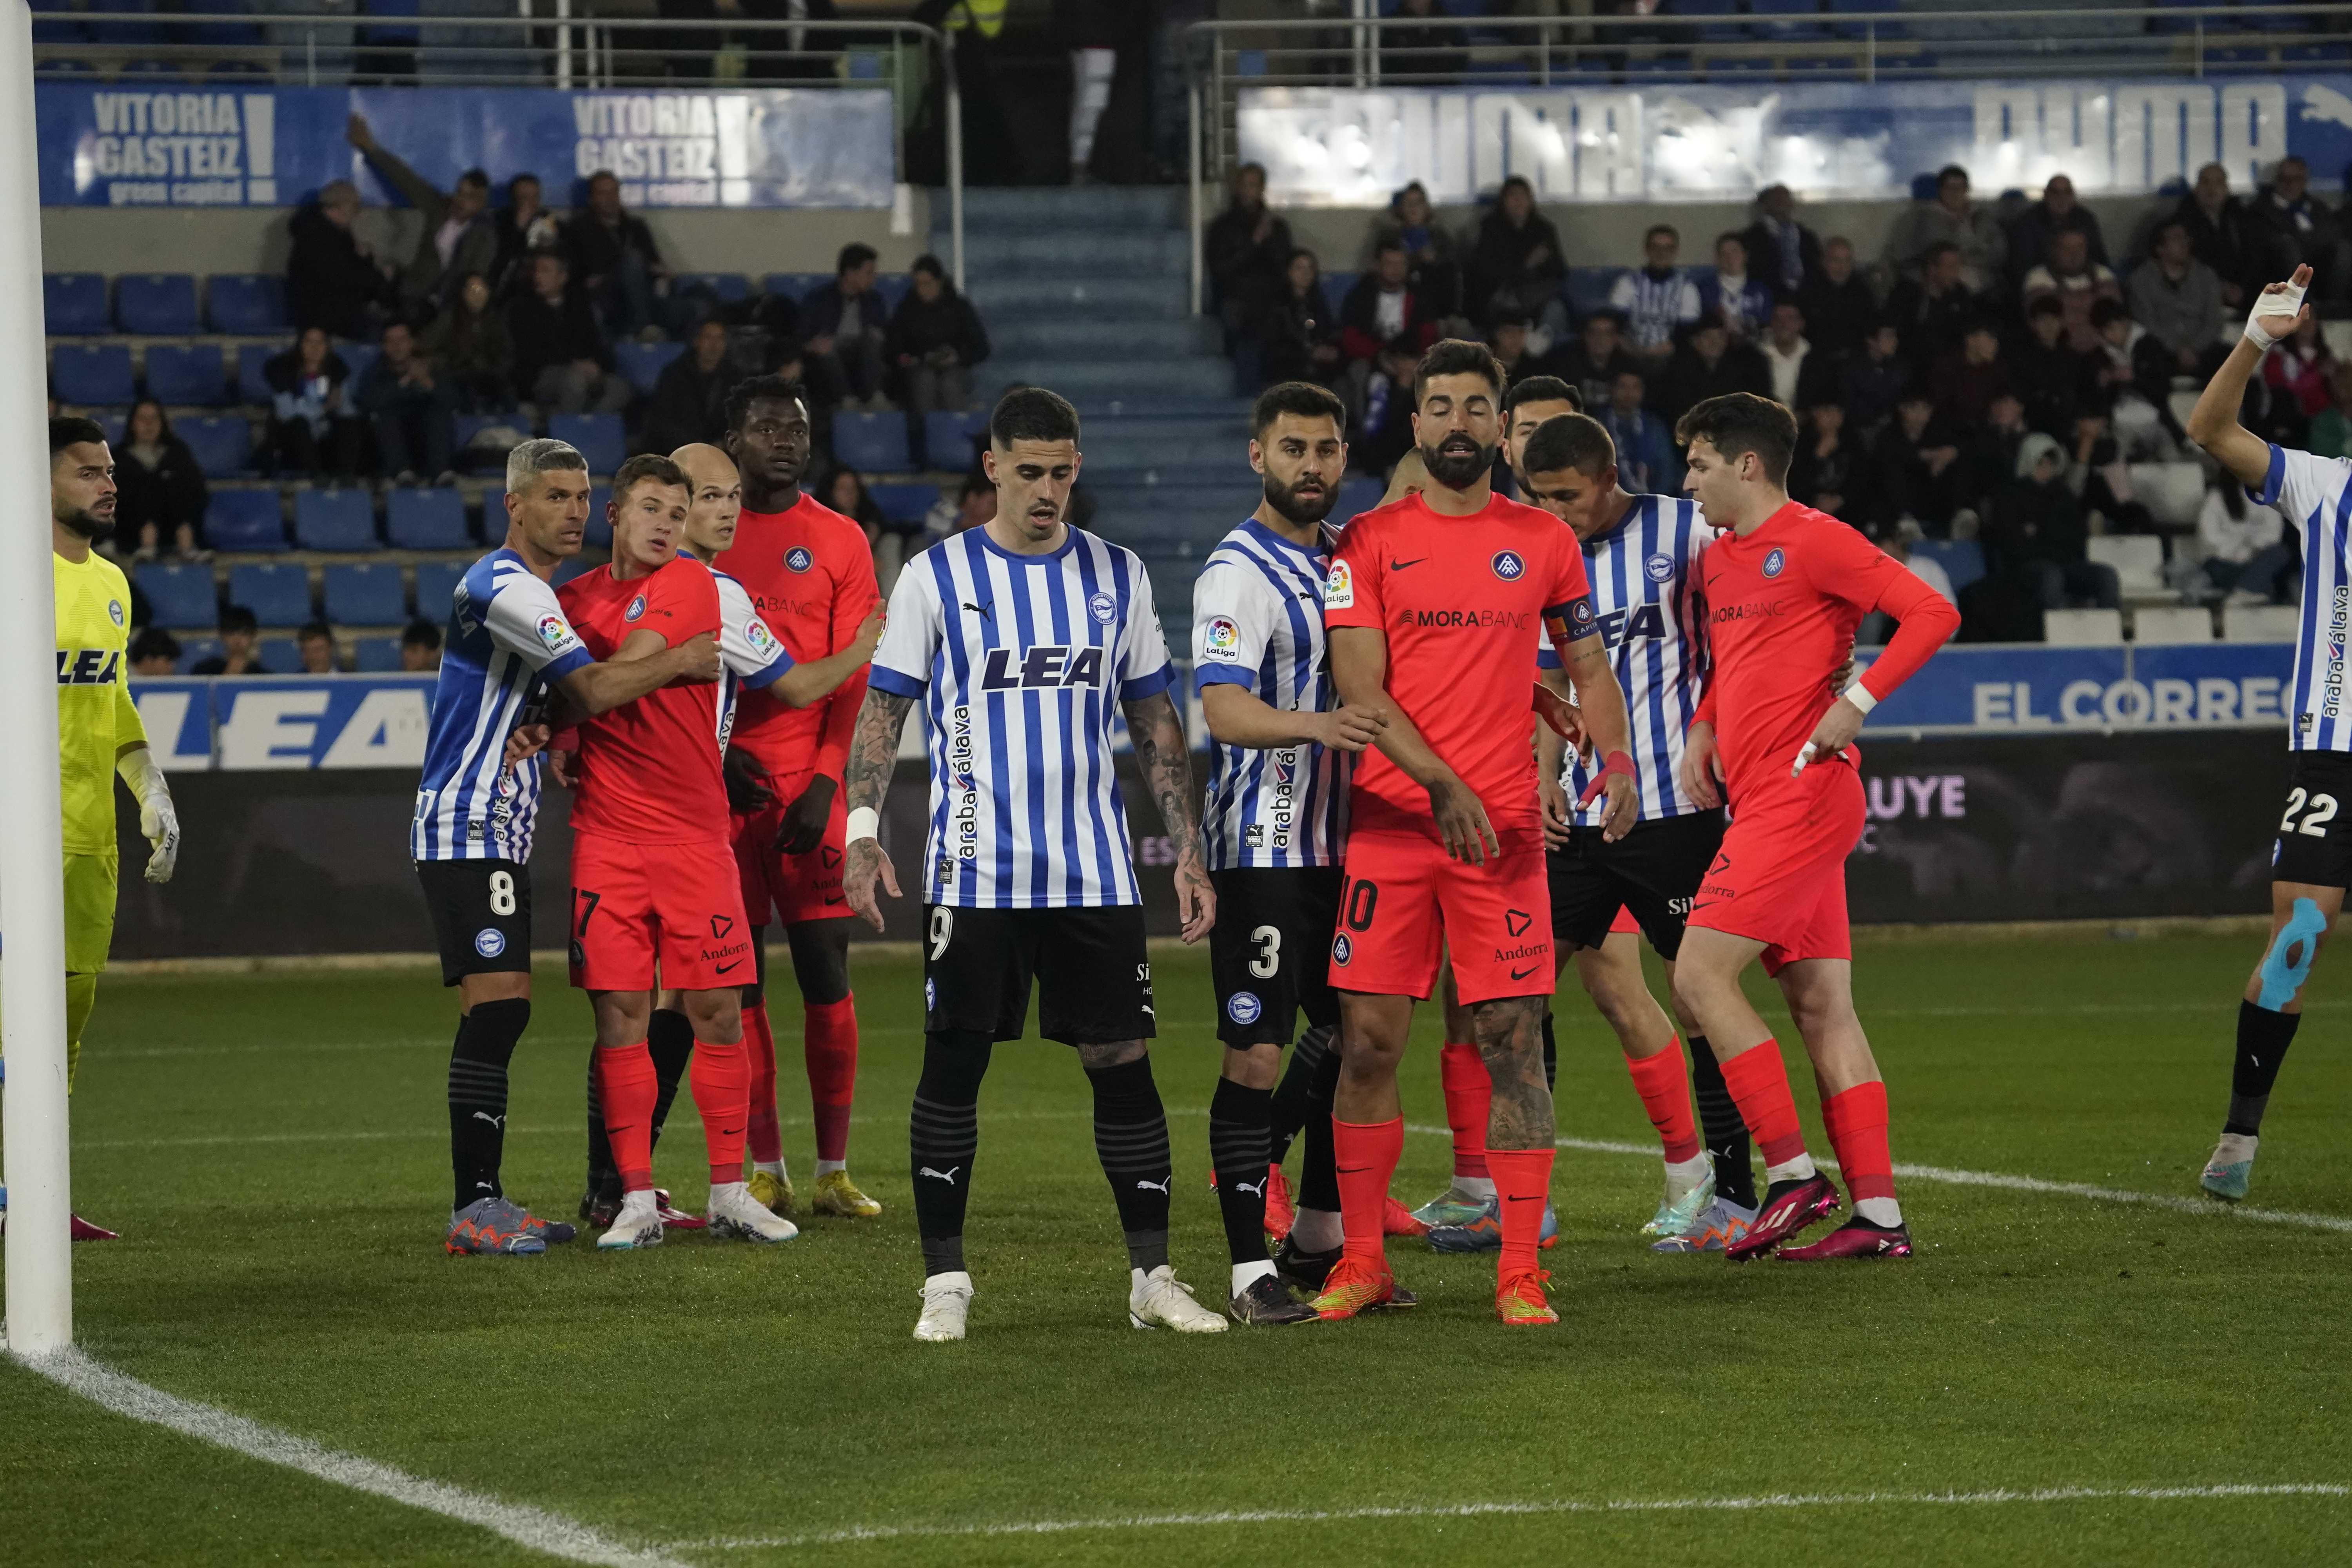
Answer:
[
  {"left": 2021, "top": 229, "right": 2121, "bottom": 353},
  {"left": 1355, "top": 333, "right": 1426, "bottom": 478},
  {"left": 2088, "top": 296, "right": 2182, "bottom": 458},
  {"left": 803, "top": 241, "right": 893, "bottom": 408},
  {"left": 920, "top": 470, "right": 997, "bottom": 553},
  {"left": 1206, "top": 162, "right": 1293, "bottom": 385},
  {"left": 1759, "top": 301, "right": 1832, "bottom": 411},
  {"left": 1648, "top": 311, "right": 1768, "bottom": 429},
  {"left": 129, "top": 627, "right": 180, "bottom": 677},
  {"left": 354, "top": 320, "right": 458, "bottom": 484},
  {"left": 400, "top": 617, "right": 443, "bottom": 672},
  {"left": 1465, "top": 176, "right": 1566, "bottom": 335},
  {"left": 2014, "top": 295, "right": 2092, "bottom": 435},
  {"left": 1858, "top": 523, "right": 1959, "bottom": 645},
  {"left": 1383, "top": 0, "right": 1469, "bottom": 78},
  {"left": 1787, "top": 399, "right": 1859, "bottom": 519},
  {"left": 2176, "top": 162, "right": 2263, "bottom": 308},
  {"left": 344, "top": 114, "right": 496, "bottom": 320},
  {"left": 1365, "top": 181, "right": 1463, "bottom": 320},
  {"left": 824, "top": 466, "right": 891, "bottom": 551},
  {"left": 1599, "top": 369, "right": 1673, "bottom": 494},
  {"left": 2198, "top": 467, "right": 2296, "bottom": 605},
  {"left": 2310, "top": 361, "right": 2352, "bottom": 459},
  {"left": 1340, "top": 240, "right": 1441, "bottom": 370},
  {"left": 261, "top": 327, "right": 363, "bottom": 478},
  {"left": 2252, "top": 154, "right": 2346, "bottom": 305},
  {"left": 1868, "top": 390, "right": 1964, "bottom": 535},
  {"left": 492, "top": 173, "right": 561, "bottom": 297},
  {"left": 642, "top": 318, "right": 737, "bottom": 456},
  {"left": 2262, "top": 312, "right": 2333, "bottom": 447},
  {"left": 1742, "top": 183, "right": 1820, "bottom": 299},
  {"left": 2065, "top": 404, "right": 2152, "bottom": 534},
  {"left": 285, "top": 179, "right": 396, "bottom": 341},
  {"left": 1608, "top": 224, "right": 1701, "bottom": 369},
  {"left": 2127, "top": 219, "right": 2227, "bottom": 378},
  {"left": 508, "top": 251, "right": 630, "bottom": 415},
  {"left": 116, "top": 399, "right": 208, "bottom": 564},
  {"left": 2004, "top": 173, "right": 2106, "bottom": 294},
  {"left": 1796, "top": 234, "right": 1874, "bottom": 361},
  {"left": 887, "top": 253, "right": 991, "bottom": 468},
  {"left": 565, "top": 169, "right": 671, "bottom": 339},
  {"left": 1884, "top": 242, "right": 1977, "bottom": 374},
  {"left": 1841, "top": 320, "right": 1912, "bottom": 437},
  {"left": 1982, "top": 432, "right": 2118, "bottom": 613},
  {"left": 1261, "top": 249, "right": 1344, "bottom": 389},
  {"left": 1928, "top": 319, "right": 2014, "bottom": 430},
  {"left": 1883, "top": 164, "right": 2006, "bottom": 291},
  {"left": 191, "top": 606, "right": 270, "bottom": 676},
  {"left": 1490, "top": 311, "right": 1539, "bottom": 389},
  {"left": 1700, "top": 233, "right": 1772, "bottom": 343},
  {"left": 1551, "top": 309, "right": 1637, "bottom": 411},
  {"left": 1956, "top": 390, "right": 2034, "bottom": 522},
  {"left": 296, "top": 621, "right": 340, "bottom": 675},
  {"left": 419, "top": 272, "right": 514, "bottom": 412}
]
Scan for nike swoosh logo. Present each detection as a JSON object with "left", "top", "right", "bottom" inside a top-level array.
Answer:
[
  {"left": 1510, "top": 964, "right": 1538, "bottom": 980},
  {"left": 1337, "top": 1165, "right": 1371, "bottom": 1176},
  {"left": 823, "top": 895, "right": 846, "bottom": 905},
  {"left": 716, "top": 960, "right": 742, "bottom": 975},
  {"left": 1389, "top": 557, "right": 1426, "bottom": 570}
]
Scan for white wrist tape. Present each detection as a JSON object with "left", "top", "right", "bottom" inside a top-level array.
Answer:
[
  {"left": 116, "top": 746, "right": 171, "bottom": 809},
  {"left": 845, "top": 806, "right": 880, "bottom": 844},
  {"left": 1844, "top": 683, "right": 1878, "bottom": 715},
  {"left": 2245, "top": 278, "right": 2308, "bottom": 349}
]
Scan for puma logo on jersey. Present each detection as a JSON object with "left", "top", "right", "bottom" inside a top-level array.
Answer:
[
  {"left": 919, "top": 1165, "right": 962, "bottom": 1185},
  {"left": 979, "top": 645, "right": 1106, "bottom": 690},
  {"left": 55, "top": 648, "right": 122, "bottom": 685}
]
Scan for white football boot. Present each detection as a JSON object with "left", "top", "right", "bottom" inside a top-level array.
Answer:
[
  {"left": 1128, "top": 1265, "right": 1229, "bottom": 1332},
  {"left": 914, "top": 1271, "right": 974, "bottom": 1342}
]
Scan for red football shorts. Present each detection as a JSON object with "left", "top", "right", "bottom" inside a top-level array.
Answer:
[
  {"left": 731, "top": 767, "right": 849, "bottom": 927},
  {"left": 1688, "top": 757, "right": 1864, "bottom": 976},
  {"left": 569, "top": 830, "right": 754, "bottom": 991},
  {"left": 1332, "top": 828, "right": 1555, "bottom": 1005}
]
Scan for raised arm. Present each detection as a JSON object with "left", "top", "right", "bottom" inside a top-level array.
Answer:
[
  {"left": 1329, "top": 623, "right": 1500, "bottom": 865},
  {"left": 2188, "top": 265, "right": 2311, "bottom": 492},
  {"left": 768, "top": 601, "right": 885, "bottom": 711},
  {"left": 1121, "top": 691, "right": 1215, "bottom": 945},
  {"left": 839, "top": 686, "right": 914, "bottom": 932}
]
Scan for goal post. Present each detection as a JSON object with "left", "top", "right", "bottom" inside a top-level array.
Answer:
[{"left": 2, "top": 0, "right": 76, "bottom": 1356}]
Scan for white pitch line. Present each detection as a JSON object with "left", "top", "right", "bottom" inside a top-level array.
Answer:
[
  {"left": 678, "top": 1481, "right": 2348, "bottom": 1552},
  {"left": 13, "top": 1347, "right": 688, "bottom": 1568}
]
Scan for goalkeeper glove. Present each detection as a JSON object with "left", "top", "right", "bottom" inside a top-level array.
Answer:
[{"left": 116, "top": 748, "right": 178, "bottom": 884}]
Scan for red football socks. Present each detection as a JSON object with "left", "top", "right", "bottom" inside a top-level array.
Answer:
[
  {"left": 743, "top": 1002, "right": 782, "bottom": 1165},
  {"left": 1332, "top": 1116, "right": 1404, "bottom": 1265},
  {"left": 805, "top": 994, "right": 859, "bottom": 1163},
  {"left": 595, "top": 1042, "right": 659, "bottom": 1193},
  {"left": 1822, "top": 1080, "right": 1895, "bottom": 1202},
  {"left": 690, "top": 1037, "right": 751, "bottom": 1186},
  {"left": 1485, "top": 1147, "right": 1555, "bottom": 1274},
  {"left": 1439, "top": 1042, "right": 1492, "bottom": 1180},
  {"left": 1623, "top": 1042, "right": 1701, "bottom": 1163},
  {"left": 1719, "top": 1040, "right": 1809, "bottom": 1168}
]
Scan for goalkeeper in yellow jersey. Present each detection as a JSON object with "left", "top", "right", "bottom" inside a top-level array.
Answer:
[{"left": 46, "top": 418, "right": 180, "bottom": 1241}]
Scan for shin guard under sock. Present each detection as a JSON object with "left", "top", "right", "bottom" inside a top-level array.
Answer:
[
  {"left": 584, "top": 1047, "right": 615, "bottom": 1196},
  {"left": 742, "top": 1001, "right": 784, "bottom": 1167},
  {"left": 1267, "top": 1024, "right": 1333, "bottom": 1167},
  {"left": 1486, "top": 1147, "right": 1556, "bottom": 1276},
  {"left": 595, "top": 1042, "right": 660, "bottom": 1193},
  {"left": 689, "top": 1037, "right": 751, "bottom": 1185},
  {"left": 1719, "top": 1040, "right": 1808, "bottom": 1171},
  {"left": 1820, "top": 1080, "right": 1894, "bottom": 1205},
  {"left": 1541, "top": 1010, "right": 1557, "bottom": 1092},
  {"left": 1688, "top": 1033, "right": 1755, "bottom": 1207},
  {"left": 2227, "top": 999, "right": 2302, "bottom": 1135},
  {"left": 1439, "top": 1041, "right": 1492, "bottom": 1181},
  {"left": 910, "top": 1030, "right": 991, "bottom": 1276},
  {"left": 1624, "top": 1041, "right": 1702, "bottom": 1164},
  {"left": 805, "top": 994, "right": 859, "bottom": 1164},
  {"left": 1298, "top": 1045, "right": 1343, "bottom": 1213},
  {"left": 646, "top": 1008, "right": 694, "bottom": 1149},
  {"left": 1332, "top": 1116, "right": 1404, "bottom": 1265},
  {"left": 1087, "top": 1054, "right": 1174, "bottom": 1272},
  {"left": 1209, "top": 1076, "right": 1275, "bottom": 1265},
  {"left": 448, "top": 998, "right": 530, "bottom": 1212}
]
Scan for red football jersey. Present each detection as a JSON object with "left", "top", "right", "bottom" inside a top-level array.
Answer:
[
  {"left": 711, "top": 494, "right": 878, "bottom": 778},
  {"left": 557, "top": 555, "right": 728, "bottom": 845},
  {"left": 1695, "top": 501, "right": 1958, "bottom": 804},
  {"left": 1325, "top": 491, "right": 1595, "bottom": 839}
]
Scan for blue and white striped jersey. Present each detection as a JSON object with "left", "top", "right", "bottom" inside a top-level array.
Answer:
[
  {"left": 868, "top": 526, "right": 1176, "bottom": 908},
  {"left": 709, "top": 562, "right": 794, "bottom": 753},
  {"left": 1538, "top": 495, "right": 1717, "bottom": 821},
  {"left": 2254, "top": 443, "right": 2352, "bottom": 751},
  {"left": 1191, "top": 519, "right": 1347, "bottom": 870},
  {"left": 1607, "top": 267, "right": 1702, "bottom": 353},
  {"left": 413, "top": 547, "right": 594, "bottom": 863}
]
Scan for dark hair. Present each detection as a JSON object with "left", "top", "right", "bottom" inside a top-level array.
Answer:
[
  {"left": 836, "top": 241, "right": 878, "bottom": 276},
  {"left": 612, "top": 452, "right": 688, "bottom": 507},
  {"left": 1412, "top": 337, "right": 1504, "bottom": 408},
  {"left": 298, "top": 619, "right": 333, "bottom": 643},
  {"left": 1492, "top": 309, "right": 1532, "bottom": 331},
  {"left": 1644, "top": 223, "right": 1679, "bottom": 245},
  {"left": 2089, "top": 296, "right": 2131, "bottom": 330},
  {"left": 1673, "top": 392, "right": 1798, "bottom": 486},
  {"left": 219, "top": 604, "right": 258, "bottom": 635},
  {"left": 49, "top": 416, "right": 105, "bottom": 456},
  {"left": 724, "top": 374, "right": 808, "bottom": 436},
  {"left": 911, "top": 252, "right": 948, "bottom": 282},
  {"left": 1937, "top": 163, "right": 1969, "bottom": 186},
  {"left": 1286, "top": 247, "right": 1320, "bottom": 279},
  {"left": 126, "top": 397, "right": 172, "bottom": 438},
  {"left": 1503, "top": 375, "right": 1580, "bottom": 416},
  {"left": 1584, "top": 309, "right": 1626, "bottom": 331},
  {"left": 2026, "top": 293, "right": 2065, "bottom": 320},
  {"left": 586, "top": 169, "right": 619, "bottom": 190},
  {"left": 990, "top": 385, "right": 1081, "bottom": 447},
  {"left": 1251, "top": 380, "right": 1348, "bottom": 437},
  {"left": 458, "top": 167, "right": 490, "bottom": 191},
  {"left": 2156, "top": 217, "right": 2191, "bottom": 245},
  {"left": 1498, "top": 175, "right": 1534, "bottom": 200},
  {"left": 507, "top": 172, "right": 539, "bottom": 195},
  {"left": 960, "top": 472, "right": 993, "bottom": 503},
  {"left": 402, "top": 617, "right": 443, "bottom": 650},
  {"left": 1715, "top": 231, "right": 1746, "bottom": 252},
  {"left": 1522, "top": 413, "right": 1616, "bottom": 481},
  {"left": 1374, "top": 236, "right": 1407, "bottom": 258},
  {"left": 1922, "top": 240, "right": 1960, "bottom": 264},
  {"left": 130, "top": 626, "right": 180, "bottom": 663}
]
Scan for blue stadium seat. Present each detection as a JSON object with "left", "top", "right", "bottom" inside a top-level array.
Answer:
[
  {"left": 869, "top": 482, "right": 939, "bottom": 525},
  {"left": 1748, "top": 0, "right": 1826, "bottom": 41},
  {"left": 116, "top": 274, "right": 202, "bottom": 335},
  {"left": 1320, "top": 270, "right": 1356, "bottom": 318},
  {"left": 1624, "top": 53, "right": 1695, "bottom": 76},
  {"left": 176, "top": 414, "right": 251, "bottom": 477},
  {"left": 2206, "top": 45, "right": 2272, "bottom": 66},
  {"left": 414, "top": 559, "right": 468, "bottom": 621},
  {"left": 52, "top": 345, "right": 135, "bottom": 407},
  {"left": 1913, "top": 537, "right": 1985, "bottom": 594},
  {"left": 385, "top": 486, "right": 470, "bottom": 550},
  {"left": 1709, "top": 56, "right": 1775, "bottom": 72},
  {"left": 237, "top": 343, "right": 281, "bottom": 404},
  {"left": 294, "top": 488, "right": 378, "bottom": 551},
  {"left": 1662, "top": 0, "right": 1742, "bottom": 43},
  {"left": 258, "top": 636, "right": 302, "bottom": 670},
  {"left": 761, "top": 273, "right": 829, "bottom": 302},
  {"left": 44, "top": 274, "right": 110, "bottom": 335},
  {"left": 134, "top": 562, "right": 221, "bottom": 630},
  {"left": 96, "top": 412, "right": 127, "bottom": 446},
  {"left": 1826, "top": 0, "right": 1906, "bottom": 37},
  {"left": 86, "top": 0, "right": 170, "bottom": 48},
  {"left": 548, "top": 412, "right": 624, "bottom": 475},
  {"left": 228, "top": 562, "right": 312, "bottom": 625},
  {"left": 833, "top": 412, "right": 911, "bottom": 472},
  {"left": 352, "top": 636, "right": 405, "bottom": 672},
  {"left": 340, "top": 343, "right": 379, "bottom": 385},
  {"left": 207, "top": 274, "right": 288, "bottom": 335},
  {"left": 924, "top": 410, "right": 987, "bottom": 471},
  {"left": 876, "top": 274, "right": 912, "bottom": 312},
  {"left": 144, "top": 345, "right": 231, "bottom": 407},
  {"left": 175, "top": 637, "right": 221, "bottom": 672},
  {"left": 1566, "top": 268, "right": 1617, "bottom": 320},
  {"left": 183, "top": 0, "right": 267, "bottom": 47},
  {"left": 205, "top": 489, "right": 285, "bottom": 551},
  {"left": 614, "top": 339, "right": 686, "bottom": 395},
  {"left": 674, "top": 272, "right": 750, "bottom": 303},
  {"left": 32, "top": 15, "right": 88, "bottom": 44},
  {"left": 2284, "top": 42, "right": 2352, "bottom": 60},
  {"left": 551, "top": 556, "right": 592, "bottom": 589},
  {"left": 323, "top": 563, "right": 407, "bottom": 625},
  {"left": 582, "top": 485, "right": 615, "bottom": 548},
  {"left": 1333, "top": 473, "right": 1385, "bottom": 526}
]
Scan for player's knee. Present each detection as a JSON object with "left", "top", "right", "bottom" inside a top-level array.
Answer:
[
  {"left": 686, "top": 989, "right": 742, "bottom": 1043},
  {"left": 1222, "top": 1043, "right": 1281, "bottom": 1090},
  {"left": 789, "top": 925, "right": 852, "bottom": 1004},
  {"left": 739, "top": 980, "right": 765, "bottom": 1010},
  {"left": 2254, "top": 896, "right": 2333, "bottom": 1011},
  {"left": 1078, "top": 1038, "right": 1148, "bottom": 1071}
]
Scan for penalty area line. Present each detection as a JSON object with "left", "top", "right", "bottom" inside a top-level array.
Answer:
[
  {"left": 679, "top": 1481, "right": 2350, "bottom": 1551},
  {"left": 12, "top": 1347, "right": 688, "bottom": 1568}
]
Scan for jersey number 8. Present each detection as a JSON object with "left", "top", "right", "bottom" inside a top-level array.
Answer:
[
  {"left": 488, "top": 869, "right": 517, "bottom": 917},
  {"left": 2282, "top": 789, "right": 2339, "bottom": 838}
]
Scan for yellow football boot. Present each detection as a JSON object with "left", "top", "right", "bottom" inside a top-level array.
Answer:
[{"left": 812, "top": 1169, "right": 883, "bottom": 1218}]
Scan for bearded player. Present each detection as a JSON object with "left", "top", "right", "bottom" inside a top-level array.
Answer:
[
  {"left": 1318, "top": 339, "right": 1640, "bottom": 1327},
  {"left": 1670, "top": 393, "right": 1959, "bottom": 1261},
  {"left": 712, "top": 376, "right": 886, "bottom": 1222}
]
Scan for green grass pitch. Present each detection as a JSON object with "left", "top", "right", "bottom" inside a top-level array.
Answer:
[{"left": 2, "top": 931, "right": 2348, "bottom": 1566}]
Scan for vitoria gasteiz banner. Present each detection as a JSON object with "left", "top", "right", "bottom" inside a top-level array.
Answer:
[
  {"left": 35, "top": 84, "right": 896, "bottom": 209},
  {"left": 1242, "top": 75, "right": 2352, "bottom": 205}
]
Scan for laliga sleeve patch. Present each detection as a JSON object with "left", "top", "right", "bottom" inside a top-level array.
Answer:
[
  {"left": 745, "top": 616, "right": 781, "bottom": 659},
  {"left": 1324, "top": 559, "right": 1354, "bottom": 609},
  {"left": 1202, "top": 615, "right": 1242, "bottom": 660},
  {"left": 536, "top": 613, "right": 581, "bottom": 655}
]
